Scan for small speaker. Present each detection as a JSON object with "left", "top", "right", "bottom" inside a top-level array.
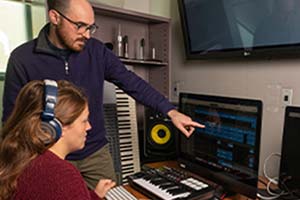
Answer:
[{"left": 140, "top": 109, "right": 177, "bottom": 164}]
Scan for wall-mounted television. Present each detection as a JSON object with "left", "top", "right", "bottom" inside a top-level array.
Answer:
[{"left": 178, "top": 0, "right": 300, "bottom": 59}]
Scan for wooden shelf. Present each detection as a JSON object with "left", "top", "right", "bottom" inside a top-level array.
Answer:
[
  {"left": 92, "top": 2, "right": 171, "bottom": 98},
  {"left": 92, "top": 2, "right": 170, "bottom": 24},
  {"left": 120, "top": 58, "right": 168, "bottom": 66}
]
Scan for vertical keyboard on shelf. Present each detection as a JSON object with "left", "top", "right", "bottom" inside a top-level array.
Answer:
[
  {"left": 128, "top": 166, "right": 215, "bottom": 200},
  {"left": 103, "top": 80, "right": 140, "bottom": 184},
  {"left": 115, "top": 87, "right": 141, "bottom": 183}
]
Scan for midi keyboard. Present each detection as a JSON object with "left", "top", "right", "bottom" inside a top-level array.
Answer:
[{"left": 128, "top": 166, "right": 215, "bottom": 200}]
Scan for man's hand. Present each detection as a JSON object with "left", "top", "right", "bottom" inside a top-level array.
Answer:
[
  {"left": 167, "top": 109, "right": 205, "bottom": 137},
  {"left": 94, "top": 179, "right": 116, "bottom": 198}
]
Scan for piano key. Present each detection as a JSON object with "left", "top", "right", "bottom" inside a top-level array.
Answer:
[
  {"left": 106, "top": 186, "right": 138, "bottom": 200},
  {"left": 115, "top": 86, "right": 140, "bottom": 184},
  {"left": 132, "top": 178, "right": 191, "bottom": 200},
  {"left": 128, "top": 166, "right": 216, "bottom": 200}
]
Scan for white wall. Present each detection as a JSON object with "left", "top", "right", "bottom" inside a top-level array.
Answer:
[
  {"left": 169, "top": 0, "right": 300, "bottom": 177},
  {"left": 149, "top": 0, "right": 171, "bottom": 17},
  {"left": 0, "top": 1, "right": 28, "bottom": 73},
  {"left": 90, "top": 0, "right": 149, "bottom": 13}
]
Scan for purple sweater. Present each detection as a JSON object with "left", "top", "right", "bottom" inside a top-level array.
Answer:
[
  {"left": 14, "top": 150, "right": 101, "bottom": 200},
  {"left": 2, "top": 24, "right": 175, "bottom": 160}
]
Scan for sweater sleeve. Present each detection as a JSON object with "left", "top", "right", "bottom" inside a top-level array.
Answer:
[
  {"left": 102, "top": 46, "right": 175, "bottom": 115},
  {"left": 52, "top": 166, "right": 101, "bottom": 200},
  {"left": 2, "top": 51, "right": 29, "bottom": 123},
  {"left": 14, "top": 151, "right": 102, "bottom": 200},
  {"left": 90, "top": 191, "right": 103, "bottom": 200}
]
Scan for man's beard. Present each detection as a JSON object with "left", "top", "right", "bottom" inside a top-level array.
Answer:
[{"left": 55, "top": 27, "right": 86, "bottom": 52}]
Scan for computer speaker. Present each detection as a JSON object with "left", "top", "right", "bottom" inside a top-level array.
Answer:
[{"left": 140, "top": 109, "right": 177, "bottom": 164}]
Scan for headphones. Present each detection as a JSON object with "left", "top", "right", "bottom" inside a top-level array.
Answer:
[{"left": 41, "top": 79, "right": 62, "bottom": 143}]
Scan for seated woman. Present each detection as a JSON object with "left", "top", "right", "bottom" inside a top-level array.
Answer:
[{"left": 0, "top": 80, "right": 115, "bottom": 200}]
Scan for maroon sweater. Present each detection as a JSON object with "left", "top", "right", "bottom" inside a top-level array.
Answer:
[{"left": 13, "top": 150, "right": 101, "bottom": 200}]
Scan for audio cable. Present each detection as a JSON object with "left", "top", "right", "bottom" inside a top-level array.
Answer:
[{"left": 257, "top": 153, "right": 286, "bottom": 200}]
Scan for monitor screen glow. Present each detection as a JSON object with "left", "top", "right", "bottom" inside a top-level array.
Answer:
[{"left": 177, "top": 93, "right": 263, "bottom": 198}]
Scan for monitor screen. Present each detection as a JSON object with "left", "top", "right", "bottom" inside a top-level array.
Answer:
[
  {"left": 178, "top": 0, "right": 300, "bottom": 59},
  {"left": 279, "top": 106, "right": 300, "bottom": 194},
  {"left": 177, "top": 93, "right": 262, "bottom": 198}
]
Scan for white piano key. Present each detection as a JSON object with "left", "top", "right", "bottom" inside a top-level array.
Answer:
[
  {"left": 106, "top": 186, "right": 138, "bottom": 200},
  {"left": 133, "top": 178, "right": 191, "bottom": 200}
]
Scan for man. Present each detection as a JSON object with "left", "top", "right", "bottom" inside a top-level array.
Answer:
[{"left": 2, "top": 0, "right": 204, "bottom": 189}]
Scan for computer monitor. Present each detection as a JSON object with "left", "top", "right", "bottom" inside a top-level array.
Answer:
[
  {"left": 279, "top": 106, "right": 300, "bottom": 194},
  {"left": 177, "top": 93, "right": 262, "bottom": 198}
]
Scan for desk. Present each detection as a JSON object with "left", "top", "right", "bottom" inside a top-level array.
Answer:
[{"left": 123, "top": 161, "right": 256, "bottom": 200}]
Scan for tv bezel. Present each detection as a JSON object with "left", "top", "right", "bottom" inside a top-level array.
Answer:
[
  {"left": 177, "top": 92, "right": 263, "bottom": 198},
  {"left": 177, "top": 0, "right": 300, "bottom": 60}
]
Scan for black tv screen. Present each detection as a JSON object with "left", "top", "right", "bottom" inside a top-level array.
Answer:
[{"left": 178, "top": 0, "right": 300, "bottom": 59}]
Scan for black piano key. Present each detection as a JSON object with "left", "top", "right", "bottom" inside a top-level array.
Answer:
[
  {"left": 143, "top": 175, "right": 152, "bottom": 181},
  {"left": 158, "top": 182, "right": 174, "bottom": 189},
  {"left": 167, "top": 187, "right": 186, "bottom": 195},
  {"left": 150, "top": 178, "right": 166, "bottom": 185},
  {"left": 160, "top": 183, "right": 177, "bottom": 190}
]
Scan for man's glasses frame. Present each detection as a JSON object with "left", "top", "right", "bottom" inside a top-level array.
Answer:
[{"left": 54, "top": 9, "right": 98, "bottom": 35}]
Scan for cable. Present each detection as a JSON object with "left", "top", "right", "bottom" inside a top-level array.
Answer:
[
  {"left": 259, "top": 153, "right": 300, "bottom": 200},
  {"left": 257, "top": 184, "right": 284, "bottom": 200},
  {"left": 279, "top": 178, "right": 300, "bottom": 200},
  {"left": 257, "top": 152, "right": 286, "bottom": 200},
  {"left": 263, "top": 152, "right": 281, "bottom": 185},
  {"left": 266, "top": 179, "right": 285, "bottom": 196},
  {"left": 213, "top": 185, "right": 226, "bottom": 200},
  {"left": 257, "top": 192, "right": 282, "bottom": 200},
  {"left": 220, "top": 192, "right": 227, "bottom": 200}
]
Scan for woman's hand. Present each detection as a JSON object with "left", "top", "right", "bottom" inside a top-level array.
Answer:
[{"left": 94, "top": 179, "right": 116, "bottom": 198}]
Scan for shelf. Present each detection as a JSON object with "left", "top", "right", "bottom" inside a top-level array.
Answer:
[
  {"left": 92, "top": 3, "right": 170, "bottom": 24},
  {"left": 120, "top": 58, "right": 168, "bottom": 66},
  {"left": 92, "top": 2, "right": 170, "bottom": 97}
]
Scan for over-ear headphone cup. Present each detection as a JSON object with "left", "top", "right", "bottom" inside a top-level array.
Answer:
[
  {"left": 41, "top": 80, "right": 63, "bottom": 144},
  {"left": 41, "top": 121, "right": 59, "bottom": 144}
]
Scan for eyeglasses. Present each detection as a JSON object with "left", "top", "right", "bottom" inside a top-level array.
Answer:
[{"left": 54, "top": 9, "right": 98, "bottom": 35}]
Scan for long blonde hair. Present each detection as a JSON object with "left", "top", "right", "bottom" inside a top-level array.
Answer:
[{"left": 0, "top": 80, "right": 87, "bottom": 200}]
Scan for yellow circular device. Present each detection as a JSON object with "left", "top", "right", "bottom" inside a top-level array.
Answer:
[{"left": 150, "top": 124, "right": 171, "bottom": 145}]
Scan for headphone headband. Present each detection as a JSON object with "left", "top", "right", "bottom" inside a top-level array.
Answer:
[{"left": 41, "top": 79, "right": 58, "bottom": 121}]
